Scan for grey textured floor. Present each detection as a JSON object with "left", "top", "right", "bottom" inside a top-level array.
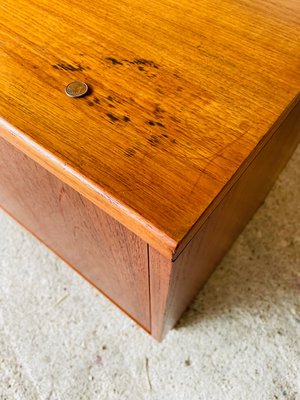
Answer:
[{"left": 0, "top": 145, "right": 299, "bottom": 400}]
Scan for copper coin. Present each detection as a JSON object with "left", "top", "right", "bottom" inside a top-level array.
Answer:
[{"left": 65, "top": 81, "right": 88, "bottom": 98}]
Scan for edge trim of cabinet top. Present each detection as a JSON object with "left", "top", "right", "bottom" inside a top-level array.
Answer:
[{"left": 1, "top": 93, "right": 299, "bottom": 260}]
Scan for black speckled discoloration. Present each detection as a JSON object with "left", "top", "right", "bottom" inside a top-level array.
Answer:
[
  {"left": 123, "top": 116, "right": 131, "bottom": 122},
  {"left": 124, "top": 59, "right": 159, "bottom": 69},
  {"left": 156, "top": 87, "right": 164, "bottom": 95},
  {"left": 106, "top": 95, "right": 122, "bottom": 105},
  {"left": 105, "top": 57, "right": 123, "bottom": 66},
  {"left": 146, "top": 120, "right": 165, "bottom": 128},
  {"left": 52, "top": 63, "right": 86, "bottom": 71},
  {"left": 106, "top": 113, "right": 119, "bottom": 123},
  {"left": 148, "top": 135, "right": 160, "bottom": 147},
  {"left": 170, "top": 115, "right": 180, "bottom": 123},
  {"left": 125, "top": 148, "right": 136, "bottom": 157}
]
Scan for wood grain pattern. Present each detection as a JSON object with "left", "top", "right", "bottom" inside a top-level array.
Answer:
[
  {"left": 1, "top": 0, "right": 300, "bottom": 256},
  {"left": 150, "top": 98, "right": 300, "bottom": 340},
  {"left": 0, "top": 137, "right": 150, "bottom": 331}
]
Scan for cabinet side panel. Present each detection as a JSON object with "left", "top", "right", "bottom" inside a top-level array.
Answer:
[
  {"left": 0, "top": 138, "right": 150, "bottom": 331},
  {"left": 150, "top": 100, "right": 300, "bottom": 340}
]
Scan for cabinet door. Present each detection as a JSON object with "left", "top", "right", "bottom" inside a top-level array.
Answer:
[{"left": 0, "top": 138, "right": 150, "bottom": 331}]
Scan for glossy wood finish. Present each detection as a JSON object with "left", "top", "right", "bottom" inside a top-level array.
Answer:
[
  {"left": 0, "top": 138, "right": 150, "bottom": 331},
  {"left": 150, "top": 99, "right": 300, "bottom": 340},
  {"left": 1, "top": 0, "right": 300, "bottom": 340},
  {"left": 1, "top": 0, "right": 300, "bottom": 257}
]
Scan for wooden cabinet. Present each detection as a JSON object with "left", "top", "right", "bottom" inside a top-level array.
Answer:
[{"left": 1, "top": 0, "right": 299, "bottom": 339}]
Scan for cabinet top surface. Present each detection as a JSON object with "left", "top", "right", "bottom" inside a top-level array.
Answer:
[{"left": 1, "top": 0, "right": 300, "bottom": 255}]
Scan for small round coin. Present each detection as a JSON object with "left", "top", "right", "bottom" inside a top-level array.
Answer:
[{"left": 65, "top": 81, "right": 88, "bottom": 98}]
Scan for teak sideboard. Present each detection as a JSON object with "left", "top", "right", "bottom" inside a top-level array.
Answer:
[{"left": 0, "top": 0, "right": 299, "bottom": 340}]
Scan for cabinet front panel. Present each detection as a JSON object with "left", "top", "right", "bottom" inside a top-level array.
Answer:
[{"left": 0, "top": 138, "right": 150, "bottom": 331}]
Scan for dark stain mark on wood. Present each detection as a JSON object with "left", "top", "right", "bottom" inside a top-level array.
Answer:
[
  {"left": 52, "top": 63, "right": 86, "bottom": 71},
  {"left": 125, "top": 148, "right": 136, "bottom": 157},
  {"left": 148, "top": 135, "right": 160, "bottom": 147},
  {"left": 162, "top": 133, "right": 169, "bottom": 138},
  {"left": 106, "top": 95, "right": 122, "bottom": 105},
  {"left": 94, "top": 97, "right": 101, "bottom": 104},
  {"left": 105, "top": 57, "right": 123, "bottom": 65},
  {"left": 171, "top": 138, "right": 177, "bottom": 144},
  {"left": 147, "top": 120, "right": 165, "bottom": 128},
  {"left": 106, "top": 113, "right": 119, "bottom": 123},
  {"left": 123, "top": 59, "right": 159, "bottom": 69},
  {"left": 156, "top": 87, "right": 164, "bottom": 94},
  {"left": 135, "top": 59, "right": 159, "bottom": 69},
  {"left": 110, "top": 57, "right": 161, "bottom": 76},
  {"left": 153, "top": 104, "right": 164, "bottom": 118},
  {"left": 170, "top": 115, "right": 180, "bottom": 123},
  {"left": 106, "top": 113, "right": 130, "bottom": 123},
  {"left": 87, "top": 100, "right": 94, "bottom": 106}
]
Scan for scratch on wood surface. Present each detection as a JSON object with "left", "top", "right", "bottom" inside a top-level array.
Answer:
[{"left": 189, "top": 131, "right": 249, "bottom": 195}]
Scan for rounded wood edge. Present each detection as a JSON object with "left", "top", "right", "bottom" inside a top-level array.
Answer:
[{"left": 0, "top": 118, "right": 177, "bottom": 259}]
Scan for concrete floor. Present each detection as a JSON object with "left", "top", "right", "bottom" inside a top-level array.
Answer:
[{"left": 0, "top": 145, "right": 299, "bottom": 400}]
